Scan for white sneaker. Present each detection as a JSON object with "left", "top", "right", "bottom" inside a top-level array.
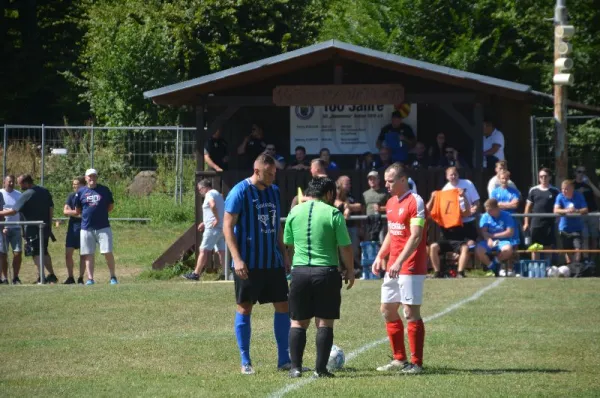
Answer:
[
  {"left": 402, "top": 364, "right": 423, "bottom": 374},
  {"left": 241, "top": 364, "right": 255, "bottom": 375},
  {"left": 376, "top": 359, "right": 409, "bottom": 371}
]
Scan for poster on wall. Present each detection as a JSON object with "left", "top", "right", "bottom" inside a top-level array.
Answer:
[{"left": 289, "top": 104, "right": 417, "bottom": 155}]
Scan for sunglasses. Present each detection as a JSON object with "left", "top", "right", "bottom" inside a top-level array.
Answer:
[
  {"left": 445, "top": 151, "right": 454, "bottom": 154},
  {"left": 576, "top": 170, "right": 585, "bottom": 174},
  {"left": 266, "top": 147, "right": 275, "bottom": 151}
]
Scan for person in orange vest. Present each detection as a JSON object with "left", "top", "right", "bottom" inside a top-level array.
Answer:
[{"left": 426, "top": 188, "right": 473, "bottom": 278}]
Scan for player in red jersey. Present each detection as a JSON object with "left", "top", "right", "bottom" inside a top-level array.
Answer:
[{"left": 372, "top": 163, "right": 427, "bottom": 374}]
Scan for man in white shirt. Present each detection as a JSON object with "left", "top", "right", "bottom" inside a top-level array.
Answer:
[
  {"left": 441, "top": 166, "right": 480, "bottom": 242},
  {"left": 0, "top": 175, "right": 22, "bottom": 284},
  {"left": 183, "top": 179, "right": 225, "bottom": 281},
  {"left": 487, "top": 160, "right": 519, "bottom": 198},
  {"left": 483, "top": 119, "right": 505, "bottom": 169}
]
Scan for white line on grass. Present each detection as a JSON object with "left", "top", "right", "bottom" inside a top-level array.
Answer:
[{"left": 268, "top": 278, "right": 505, "bottom": 398}]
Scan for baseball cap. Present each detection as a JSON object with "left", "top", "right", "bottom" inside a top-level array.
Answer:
[
  {"left": 367, "top": 170, "right": 379, "bottom": 178},
  {"left": 85, "top": 168, "right": 98, "bottom": 177}
]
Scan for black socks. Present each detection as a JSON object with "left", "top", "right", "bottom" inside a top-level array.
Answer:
[
  {"left": 315, "top": 327, "right": 334, "bottom": 373},
  {"left": 289, "top": 327, "right": 307, "bottom": 370}
]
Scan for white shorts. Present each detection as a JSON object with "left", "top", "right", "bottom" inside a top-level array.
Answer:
[
  {"left": 80, "top": 228, "right": 113, "bottom": 255},
  {"left": 200, "top": 229, "right": 225, "bottom": 251},
  {"left": 381, "top": 274, "right": 426, "bottom": 305}
]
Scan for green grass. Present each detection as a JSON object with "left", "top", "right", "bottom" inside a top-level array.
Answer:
[{"left": 1, "top": 276, "right": 599, "bottom": 397}]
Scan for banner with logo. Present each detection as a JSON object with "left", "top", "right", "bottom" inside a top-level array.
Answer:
[{"left": 290, "top": 104, "right": 417, "bottom": 155}]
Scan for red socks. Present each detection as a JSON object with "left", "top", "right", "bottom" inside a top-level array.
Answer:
[
  {"left": 385, "top": 319, "right": 407, "bottom": 362},
  {"left": 408, "top": 319, "right": 425, "bottom": 367}
]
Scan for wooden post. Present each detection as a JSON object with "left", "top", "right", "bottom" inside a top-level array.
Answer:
[
  {"left": 195, "top": 103, "right": 205, "bottom": 263},
  {"left": 554, "top": 0, "right": 568, "bottom": 183}
]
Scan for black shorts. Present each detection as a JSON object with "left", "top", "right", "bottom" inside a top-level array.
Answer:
[
  {"left": 234, "top": 267, "right": 289, "bottom": 305},
  {"left": 65, "top": 226, "right": 81, "bottom": 249},
  {"left": 24, "top": 226, "right": 50, "bottom": 257},
  {"left": 560, "top": 231, "right": 582, "bottom": 250},
  {"left": 289, "top": 266, "right": 342, "bottom": 321},
  {"left": 438, "top": 240, "right": 467, "bottom": 254},
  {"left": 442, "top": 222, "right": 477, "bottom": 242},
  {"left": 531, "top": 226, "right": 555, "bottom": 247}
]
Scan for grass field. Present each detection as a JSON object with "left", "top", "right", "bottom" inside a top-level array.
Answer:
[{"left": 1, "top": 275, "right": 600, "bottom": 397}]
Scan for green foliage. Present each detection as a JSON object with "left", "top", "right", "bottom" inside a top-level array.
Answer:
[
  {"left": 74, "top": 0, "right": 328, "bottom": 126},
  {"left": 137, "top": 259, "right": 195, "bottom": 281}
]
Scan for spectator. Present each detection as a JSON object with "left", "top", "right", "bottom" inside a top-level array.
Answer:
[
  {"left": 554, "top": 180, "right": 588, "bottom": 264},
  {"left": 483, "top": 118, "right": 505, "bottom": 169},
  {"left": 407, "top": 142, "right": 430, "bottom": 169},
  {"left": 0, "top": 175, "right": 22, "bottom": 284},
  {"left": 574, "top": 166, "right": 600, "bottom": 258},
  {"left": 335, "top": 176, "right": 362, "bottom": 274},
  {"left": 288, "top": 146, "right": 310, "bottom": 170},
  {"left": 63, "top": 176, "right": 85, "bottom": 285},
  {"left": 376, "top": 111, "right": 415, "bottom": 163},
  {"left": 0, "top": 192, "right": 5, "bottom": 284},
  {"left": 290, "top": 159, "right": 329, "bottom": 210},
  {"left": 183, "top": 179, "right": 225, "bottom": 281},
  {"left": 76, "top": 169, "right": 117, "bottom": 285},
  {"left": 438, "top": 145, "right": 467, "bottom": 169},
  {"left": 476, "top": 199, "right": 516, "bottom": 277},
  {"left": 204, "top": 127, "right": 229, "bottom": 172},
  {"left": 237, "top": 123, "right": 267, "bottom": 168},
  {"left": 375, "top": 147, "right": 393, "bottom": 172},
  {"left": 427, "top": 189, "right": 473, "bottom": 278},
  {"left": 523, "top": 168, "right": 560, "bottom": 258},
  {"left": 487, "top": 160, "right": 518, "bottom": 197},
  {"left": 310, "top": 159, "right": 328, "bottom": 178},
  {"left": 355, "top": 151, "right": 375, "bottom": 170},
  {"left": 264, "top": 144, "right": 286, "bottom": 170},
  {"left": 428, "top": 132, "right": 448, "bottom": 167},
  {"left": 491, "top": 171, "right": 520, "bottom": 214},
  {"left": 0, "top": 174, "right": 57, "bottom": 284},
  {"left": 362, "top": 171, "right": 389, "bottom": 243},
  {"left": 441, "top": 167, "right": 480, "bottom": 242},
  {"left": 319, "top": 148, "right": 338, "bottom": 170}
]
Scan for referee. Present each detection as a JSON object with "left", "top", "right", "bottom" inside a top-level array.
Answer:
[{"left": 283, "top": 177, "right": 355, "bottom": 378}]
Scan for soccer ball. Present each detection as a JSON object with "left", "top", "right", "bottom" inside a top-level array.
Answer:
[
  {"left": 557, "top": 265, "right": 571, "bottom": 278},
  {"left": 547, "top": 266, "right": 559, "bottom": 277},
  {"left": 327, "top": 345, "right": 345, "bottom": 371}
]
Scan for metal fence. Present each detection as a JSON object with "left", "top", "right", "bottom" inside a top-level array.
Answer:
[
  {"left": 2, "top": 125, "right": 196, "bottom": 204},
  {"left": 530, "top": 115, "right": 600, "bottom": 185}
]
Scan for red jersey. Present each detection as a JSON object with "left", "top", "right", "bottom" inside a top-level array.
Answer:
[{"left": 386, "top": 190, "right": 428, "bottom": 275}]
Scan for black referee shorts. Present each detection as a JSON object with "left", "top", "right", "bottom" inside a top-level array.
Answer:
[
  {"left": 234, "top": 267, "right": 289, "bottom": 305},
  {"left": 438, "top": 240, "right": 467, "bottom": 254},
  {"left": 289, "top": 266, "right": 342, "bottom": 321},
  {"left": 531, "top": 226, "right": 555, "bottom": 247}
]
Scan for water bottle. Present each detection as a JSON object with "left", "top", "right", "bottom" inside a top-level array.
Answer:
[
  {"left": 535, "top": 262, "right": 542, "bottom": 278},
  {"left": 362, "top": 265, "right": 371, "bottom": 280},
  {"left": 528, "top": 262, "right": 535, "bottom": 278},
  {"left": 521, "top": 261, "right": 528, "bottom": 277},
  {"left": 540, "top": 261, "right": 547, "bottom": 278}
]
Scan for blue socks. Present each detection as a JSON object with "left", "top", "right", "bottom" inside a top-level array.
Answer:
[
  {"left": 488, "top": 258, "right": 499, "bottom": 274},
  {"left": 234, "top": 312, "right": 251, "bottom": 366},
  {"left": 274, "top": 312, "right": 291, "bottom": 367}
]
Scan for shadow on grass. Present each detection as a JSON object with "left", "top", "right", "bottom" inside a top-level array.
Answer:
[{"left": 333, "top": 366, "right": 569, "bottom": 378}]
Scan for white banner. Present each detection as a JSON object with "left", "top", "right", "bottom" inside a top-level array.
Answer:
[{"left": 290, "top": 104, "right": 417, "bottom": 155}]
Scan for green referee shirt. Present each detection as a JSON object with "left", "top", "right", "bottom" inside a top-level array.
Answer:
[{"left": 284, "top": 199, "right": 352, "bottom": 267}]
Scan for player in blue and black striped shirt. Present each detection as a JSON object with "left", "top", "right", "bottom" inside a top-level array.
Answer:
[{"left": 224, "top": 154, "right": 291, "bottom": 375}]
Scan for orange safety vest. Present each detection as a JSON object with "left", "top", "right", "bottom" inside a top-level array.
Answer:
[{"left": 430, "top": 189, "right": 463, "bottom": 229}]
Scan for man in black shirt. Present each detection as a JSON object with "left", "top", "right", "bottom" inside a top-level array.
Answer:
[
  {"left": 237, "top": 123, "right": 267, "bottom": 168},
  {"left": 0, "top": 174, "right": 57, "bottom": 283},
  {"left": 407, "top": 142, "right": 430, "bottom": 170},
  {"left": 204, "top": 128, "right": 229, "bottom": 172},
  {"left": 523, "top": 168, "right": 560, "bottom": 257},
  {"left": 574, "top": 166, "right": 600, "bottom": 256},
  {"left": 288, "top": 146, "right": 310, "bottom": 170}
]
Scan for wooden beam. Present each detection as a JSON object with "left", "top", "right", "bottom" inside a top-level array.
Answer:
[
  {"left": 473, "top": 103, "right": 484, "bottom": 169},
  {"left": 207, "top": 105, "right": 240, "bottom": 136},
  {"left": 273, "top": 84, "right": 404, "bottom": 106},
  {"left": 405, "top": 93, "right": 477, "bottom": 103},
  {"left": 205, "top": 96, "right": 273, "bottom": 106}
]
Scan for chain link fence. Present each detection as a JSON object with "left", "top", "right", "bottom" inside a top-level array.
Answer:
[
  {"left": 1, "top": 125, "right": 196, "bottom": 215},
  {"left": 530, "top": 115, "right": 600, "bottom": 185}
]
